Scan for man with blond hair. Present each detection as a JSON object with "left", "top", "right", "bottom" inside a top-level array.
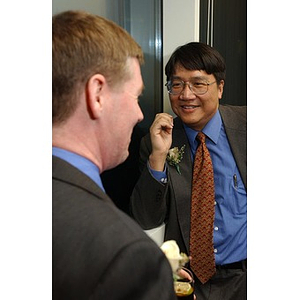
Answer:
[{"left": 52, "top": 11, "right": 176, "bottom": 299}]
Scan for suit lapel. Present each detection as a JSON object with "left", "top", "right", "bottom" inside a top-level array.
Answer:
[{"left": 168, "top": 119, "right": 193, "bottom": 251}]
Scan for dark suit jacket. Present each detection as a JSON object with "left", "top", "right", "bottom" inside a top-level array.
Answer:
[
  {"left": 53, "top": 156, "right": 176, "bottom": 300},
  {"left": 130, "top": 105, "right": 247, "bottom": 257}
]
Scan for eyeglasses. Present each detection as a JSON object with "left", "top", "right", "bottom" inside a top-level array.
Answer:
[{"left": 165, "top": 79, "right": 216, "bottom": 95}]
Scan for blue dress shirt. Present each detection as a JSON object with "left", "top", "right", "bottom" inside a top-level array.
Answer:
[
  {"left": 52, "top": 147, "right": 106, "bottom": 192},
  {"left": 149, "top": 110, "right": 247, "bottom": 265}
]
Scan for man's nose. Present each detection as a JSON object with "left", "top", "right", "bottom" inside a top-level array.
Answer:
[{"left": 179, "top": 83, "right": 196, "bottom": 99}]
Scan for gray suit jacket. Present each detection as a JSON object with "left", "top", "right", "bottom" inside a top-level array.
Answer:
[
  {"left": 53, "top": 156, "right": 176, "bottom": 300},
  {"left": 130, "top": 105, "right": 247, "bottom": 256}
]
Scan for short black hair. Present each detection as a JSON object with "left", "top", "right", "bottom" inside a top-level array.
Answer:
[{"left": 165, "top": 42, "right": 226, "bottom": 84}]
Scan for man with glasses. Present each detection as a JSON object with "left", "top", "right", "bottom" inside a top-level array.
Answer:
[{"left": 131, "top": 42, "right": 247, "bottom": 299}]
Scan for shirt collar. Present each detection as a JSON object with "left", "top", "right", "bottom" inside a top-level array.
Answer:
[
  {"left": 52, "top": 147, "right": 105, "bottom": 192},
  {"left": 183, "top": 109, "right": 222, "bottom": 150}
]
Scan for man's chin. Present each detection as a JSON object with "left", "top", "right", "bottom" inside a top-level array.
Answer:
[{"left": 107, "top": 150, "right": 129, "bottom": 171}]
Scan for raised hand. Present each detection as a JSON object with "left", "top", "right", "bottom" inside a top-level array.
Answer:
[{"left": 149, "top": 113, "right": 174, "bottom": 171}]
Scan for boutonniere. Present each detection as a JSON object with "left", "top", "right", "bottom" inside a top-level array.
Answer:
[
  {"left": 160, "top": 240, "right": 189, "bottom": 274},
  {"left": 166, "top": 145, "right": 186, "bottom": 175},
  {"left": 161, "top": 240, "right": 193, "bottom": 298}
]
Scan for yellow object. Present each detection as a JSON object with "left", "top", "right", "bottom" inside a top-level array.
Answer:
[{"left": 174, "top": 282, "right": 193, "bottom": 296}]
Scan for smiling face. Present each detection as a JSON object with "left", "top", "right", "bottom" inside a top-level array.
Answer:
[{"left": 169, "top": 65, "right": 224, "bottom": 131}]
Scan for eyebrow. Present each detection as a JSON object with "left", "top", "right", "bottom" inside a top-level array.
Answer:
[
  {"left": 134, "top": 85, "right": 144, "bottom": 101},
  {"left": 127, "top": 84, "right": 145, "bottom": 101},
  {"left": 172, "top": 75, "right": 210, "bottom": 81}
]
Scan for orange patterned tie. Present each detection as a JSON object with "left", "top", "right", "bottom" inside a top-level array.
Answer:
[{"left": 190, "top": 132, "right": 216, "bottom": 284}]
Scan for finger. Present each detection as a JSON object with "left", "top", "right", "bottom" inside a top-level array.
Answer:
[
  {"left": 154, "top": 113, "right": 173, "bottom": 125},
  {"left": 154, "top": 114, "right": 173, "bottom": 127},
  {"left": 151, "top": 122, "right": 173, "bottom": 136},
  {"left": 151, "top": 116, "right": 173, "bottom": 134},
  {"left": 161, "top": 125, "right": 173, "bottom": 135},
  {"left": 177, "top": 268, "right": 192, "bottom": 281}
]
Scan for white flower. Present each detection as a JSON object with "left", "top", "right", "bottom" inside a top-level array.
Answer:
[
  {"left": 166, "top": 145, "right": 185, "bottom": 174},
  {"left": 161, "top": 240, "right": 182, "bottom": 260},
  {"left": 160, "top": 240, "right": 189, "bottom": 273}
]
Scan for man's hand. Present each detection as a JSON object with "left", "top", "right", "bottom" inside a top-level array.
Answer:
[{"left": 149, "top": 113, "right": 173, "bottom": 171}]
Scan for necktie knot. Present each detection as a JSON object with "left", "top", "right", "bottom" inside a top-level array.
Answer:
[{"left": 197, "top": 132, "right": 206, "bottom": 145}]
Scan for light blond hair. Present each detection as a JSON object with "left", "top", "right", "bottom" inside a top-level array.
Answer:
[{"left": 52, "top": 10, "right": 144, "bottom": 124}]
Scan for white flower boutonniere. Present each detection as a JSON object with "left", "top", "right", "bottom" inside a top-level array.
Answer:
[
  {"left": 166, "top": 145, "right": 186, "bottom": 175},
  {"left": 160, "top": 240, "right": 189, "bottom": 273}
]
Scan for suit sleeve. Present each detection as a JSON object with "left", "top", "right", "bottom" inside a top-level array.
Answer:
[
  {"left": 90, "top": 239, "right": 177, "bottom": 300},
  {"left": 130, "top": 135, "right": 170, "bottom": 229}
]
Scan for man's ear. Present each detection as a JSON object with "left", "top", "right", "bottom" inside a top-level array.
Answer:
[
  {"left": 86, "top": 74, "right": 106, "bottom": 119},
  {"left": 218, "top": 80, "right": 225, "bottom": 100}
]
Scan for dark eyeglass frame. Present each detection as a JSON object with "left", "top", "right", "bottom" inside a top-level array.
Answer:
[{"left": 165, "top": 80, "right": 217, "bottom": 95}]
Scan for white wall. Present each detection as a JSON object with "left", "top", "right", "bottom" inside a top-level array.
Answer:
[
  {"left": 52, "top": 0, "right": 104, "bottom": 15},
  {"left": 52, "top": 0, "right": 119, "bottom": 23},
  {"left": 162, "top": 0, "right": 200, "bottom": 115}
]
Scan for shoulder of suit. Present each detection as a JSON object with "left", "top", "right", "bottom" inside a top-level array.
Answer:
[
  {"left": 219, "top": 104, "right": 246, "bottom": 115},
  {"left": 53, "top": 156, "right": 109, "bottom": 201},
  {"left": 219, "top": 104, "right": 247, "bottom": 130}
]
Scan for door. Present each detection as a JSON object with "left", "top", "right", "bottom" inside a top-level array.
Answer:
[{"left": 200, "top": 0, "right": 247, "bottom": 106}]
